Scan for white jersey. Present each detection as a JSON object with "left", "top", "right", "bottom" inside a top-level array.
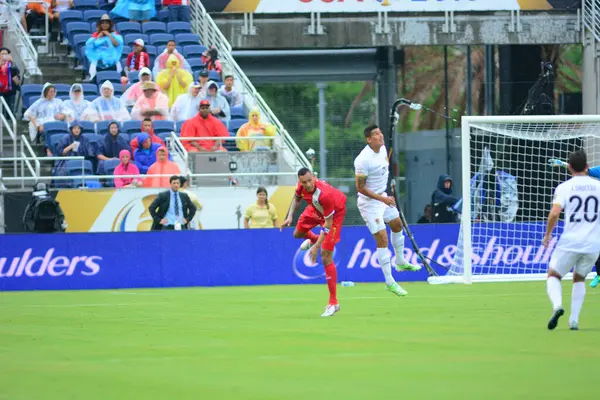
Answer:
[
  {"left": 354, "top": 144, "right": 389, "bottom": 200},
  {"left": 553, "top": 175, "right": 600, "bottom": 253}
]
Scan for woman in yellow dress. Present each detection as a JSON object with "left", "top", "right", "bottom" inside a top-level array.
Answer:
[{"left": 244, "top": 187, "right": 278, "bottom": 229}]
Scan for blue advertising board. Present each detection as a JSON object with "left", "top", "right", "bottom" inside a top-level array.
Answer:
[{"left": 0, "top": 222, "right": 565, "bottom": 291}]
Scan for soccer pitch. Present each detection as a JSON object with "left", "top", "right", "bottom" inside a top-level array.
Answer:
[{"left": 0, "top": 282, "right": 597, "bottom": 399}]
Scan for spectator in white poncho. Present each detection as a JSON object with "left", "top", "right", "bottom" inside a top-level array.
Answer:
[
  {"left": 84, "top": 80, "right": 131, "bottom": 122},
  {"left": 170, "top": 81, "right": 202, "bottom": 122},
  {"left": 63, "top": 83, "right": 91, "bottom": 122},
  {"left": 24, "top": 82, "right": 69, "bottom": 142}
]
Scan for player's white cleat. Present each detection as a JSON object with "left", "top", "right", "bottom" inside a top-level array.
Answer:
[
  {"left": 321, "top": 304, "right": 340, "bottom": 317},
  {"left": 300, "top": 239, "right": 312, "bottom": 251}
]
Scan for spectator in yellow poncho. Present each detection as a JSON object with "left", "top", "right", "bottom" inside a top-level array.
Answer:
[
  {"left": 236, "top": 107, "right": 276, "bottom": 152},
  {"left": 156, "top": 54, "right": 193, "bottom": 108}
]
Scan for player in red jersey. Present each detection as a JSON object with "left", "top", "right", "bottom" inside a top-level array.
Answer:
[{"left": 281, "top": 168, "right": 347, "bottom": 317}]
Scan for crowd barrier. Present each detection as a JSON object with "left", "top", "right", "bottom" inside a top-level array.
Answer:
[{"left": 0, "top": 222, "right": 571, "bottom": 291}]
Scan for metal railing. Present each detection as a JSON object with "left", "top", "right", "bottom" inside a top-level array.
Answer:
[
  {"left": 4, "top": 3, "right": 42, "bottom": 78},
  {"left": 0, "top": 96, "right": 18, "bottom": 175},
  {"left": 20, "top": 135, "right": 40, "bottom": 187},
  {"left": 165, "top": 132, "right": 189, "bottom": 175},
  {"left": 583, "top": 0, "right": 600, "bottom": 42},
  {"left": 190, "top": 0, "right": 311, "bottom": 173}
]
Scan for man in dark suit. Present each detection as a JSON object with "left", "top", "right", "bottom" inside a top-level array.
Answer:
[{"left": 149, "top": 175, "right": 197, "bottom": 231}]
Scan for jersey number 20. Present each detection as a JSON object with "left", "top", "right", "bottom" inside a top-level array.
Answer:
[{"left": 569, "top": 195, "right": 599, "bottom": 223}]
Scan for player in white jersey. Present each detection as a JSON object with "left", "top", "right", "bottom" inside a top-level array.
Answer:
[
  {"left": 542, "top": 150, "right": 600, "bottom": 330},
  {"left": 354, "top": 124, "right": 420, "bottom": 297}
]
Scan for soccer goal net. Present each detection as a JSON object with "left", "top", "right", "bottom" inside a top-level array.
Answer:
[{"left": 430, "top": 115, "right": 600, "bottom": 284}]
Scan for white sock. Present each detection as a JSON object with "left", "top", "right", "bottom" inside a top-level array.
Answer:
[
  {"left": 546, "top": 276, "right": 562, "bottom": 310},
  {"left": 376, "top": 248, "right": 395, "bottom": 285},
  {"left": 89, "top": 63, "right": 97, "bottom": 79},
  {"left": 570, "top": 282, "right": 586, "bottom": 325},
  {"left": 391, "top": 231, "right": 407, "bottom": 265}
]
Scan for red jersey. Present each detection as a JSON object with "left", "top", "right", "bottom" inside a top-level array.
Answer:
[{"left": 295, "top": 179, "right": 346, "bottom": 218}]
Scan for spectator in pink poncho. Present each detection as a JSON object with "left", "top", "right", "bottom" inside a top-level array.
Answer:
[{"left": 114, "top": 149, "right": 142, "bottom": 188}]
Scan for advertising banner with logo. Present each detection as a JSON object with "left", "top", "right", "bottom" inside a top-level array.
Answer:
[
  {"left": 0, "top": 222, "right": 568, "bottom": 291},
  {"left": 207, "top": 0, "right": 564, "bottom": 13}
]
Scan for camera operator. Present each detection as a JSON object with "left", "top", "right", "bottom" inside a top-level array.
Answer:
[{"left": 22, "top": 182, "right": 67, "bottom": 233}]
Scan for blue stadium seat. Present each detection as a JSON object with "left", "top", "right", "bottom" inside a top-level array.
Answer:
[
  {"left": 116, "top": 22, "right": 142, "bottom": 37},
  {"left": 54, "top": 84, "right": 71, "bottom": 97},
  {"left": 119, "top": 133, "right": 131, "bottom": 142},
  {"left": 121, "top": 45, "right": 131, "bottom": 56},
  {"left": 122, "top": 120, "right": 143, "bottom": 135},
  {"left": 85, "top": 133, "right": 104, "bottom": 147},
  {"left": 66, "top": 22, "right": 91, "bottom": 44},
  {"left": 84, "top": 95, "right": 97, "bottom": 103},
  {"left": 208, "top": 70, "right": 221, "bottom": 82},
  {"left": 175, "top": 33, "right": 200, "bottom": 47},
  {"left": 96, "top": 71, "right": 122, "bottom": 85},
  {"left": 82, "top": 10, "right": 105, "bottom": 24},
  {"left": 142, "top": 21, "right": 167, "bottom": 36},
  {"left": 74, "top": 0, "right": 99, "bottom": 11},
  {"left": 183, "top": 44, "right": 206, "bottom": 59},
  {"left": 149, "top": 33, "right": 174, "bottom": 47},
  {"left": 72, "top": 33, "right": 90, "bottom": 56},
  {"left": 102, "top": 159, "right": 121, "bottom": 183},
  {"left": 112, "top": 85, "right": 124, "bottom": 97},
  {"left": 228, "top": 119, "right": 248, "bottom": 134},
  {"left": 167, "top": 22, "right": 191, "bottom": 36},
  {"left": 98, "top": 0, "right": 113, "bottom": 11},
  {"left": 79, "top": 121, "right": 96, "bottom": 134},
  {"left": 152, "top": 120, "right": 175, "bottom": 134},
  {"left": 187, "top": 59, "right": 205, "bottom": 73},
  {"left": 81, "top": 83, "right": 99, "bottom": 96},
  {"left": 230, "top": 105, "right": 245, "bottom": 119},
  {"left": 158, "top": 132, "right": 170, "bottom": 142},
  {"left": 127, "top": 71, "right": 139, "bottom": 83},
  {"left": 124, "top": 34, "right": 149, "bottom": 47},
  {"left": 175, "top": 120, "right": 185, "bottom": 134},
  {"left": 145, "top": 45, "right": 157, "bottom": 57},
  {"left": 60, "top": 11, "right": 84, "bottom": 34},
  {"left": 156, "top": 9, "right": 169, "bottom": 23},
  {"left": 96, "top": 120, "right": 116, "bottom": 135},
  {"left": 43, "top": 122, "right": 69, "bottom": 143},
  {"left": 21, "top": 84, "right": 43, "bottom": 110},
  {"left": 57, "top": 95, "right": 70, "bottom": 102},
  {"left": 49, "top": 134, "right": 68, "bottom": 156},
  {"left": 64, "top": 159, "right": 98, "bottom": 188}
]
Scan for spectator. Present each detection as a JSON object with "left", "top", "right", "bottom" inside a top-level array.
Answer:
[
  {"left": 180, "top": 99, "right": 229, "bottom": 152},
  {"left": 201, "top": 46, "right": 222, "bottom": 75},
  {"left": 53, "top": 0, "right": 73, "bottom": 41},
  {"left": 25, "top": 0, "right": 53, "bottom": 34},
  {"left": 148, "top": 175, "right": 196, "bottom": 231},
  {"left": 63, "top": 83, "right": 91, "bottom": 122},
  {"left": 131, "top": 81, "right": 170, "bottom": 121},
  {"left": 111, "top": 0, "right": 156, "bottom": 22},
  {"left": 198, "top": 69, "right": 209, "bottom": 98},
  {"left": 85, "top": 80, "right": 131, "bottom": 122},
  {"left": 133, "top": 132, "right": 162, "bottom": 173},
  {"left": 145, "top": 146, "right": 180, "bottom": 188},
  {"left": 24, "top": 82, "right": 69, "bottom": 142},
  {"left": 120, "top": 67, "right": 159, "bottom": 107},
  {"left": 219, "top": 75, "right": 243, "bottom": 107},
  {"left": 156, "top": 54, "right": 193, "bottom": 108},
  {"left": 417, "top": 204, "right": 432, "bottom": 224},
  {"left": 431, "top": 174, "right": 459, "bottom": 223},
  {"left": 114, "top": 149, "right": 142, "bottom": 188},
  {"left": 125, "top": 39, "right": 150, "bottom": 74},
  {"left": 236, "top": 107, "right": 276, "bottom": 152},
  {"left": 130, "top": 118, "right": 166, "bottom": 154},
  {"left": 170, "top": 81, "right": 202, "bottom": 122},
  {"left": 0, "top": 48, "right": 21, "bottom": 115},
  {"left": 152, "top": 40, "right": 191, "bottom": 78},
  {"left": 162, "top": 0, "right": 190, "bottom": 23},
  {"left": 54, "top": 121, "right": 96, "bottom": 175},
  {"left": 85, "top": 14, "right": 124, "bottom": 81},
  {"left": 178, "top": 175, "right": 202, "bottom": 229},
  {"left": 204, "top": 80, "right": 230, "bottom": 127},
  {"left": 97, "top": 121, "right": 130, "bottom": 172},
  {"left": 244, "top": 187, "right": 279, "bottom": 229}
]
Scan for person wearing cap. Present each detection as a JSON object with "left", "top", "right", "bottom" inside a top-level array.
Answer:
[
  {"left": 86, "top": 80, "right": 131, "bottom": 122},
  {"left": 204, "top": 80, "right": 230, "bottom": 128},
  {"left": 111, "top": 0, "right": 156, "bottom": 22},
  {"left": 180, "top": 99, "right": 229, "bottom": 153},
  {"left": 120, "top": 67, "right": 159, "bottom": 107},
  {"left": 54, "top": 121, "right": 96, "bottom": 177},
  {"left": 125, "top": 39, "right": 150, "bottom": 74},
  {"left": 152, "top": 40, "right": 191, "bottom": 78},
  {"left": 131, "top": 81, "right": 170, "bottom": 121},
  {"left": 63, "top": 83, "right": 91, "bottom": 122},
  {"left": 85, "top": 14, "right": 124, "bottom": 80},
  {"left": 24, "top": 82, "right": 69, "bottom": 143},
  {"left": 156, "top": 54, "right": 193, "bottom": 108},
  {"left": 170, "top": 81, "right": 203, "bottom": 122}
]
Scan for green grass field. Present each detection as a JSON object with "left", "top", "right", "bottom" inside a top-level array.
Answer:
[{"left": 1, "top": 282, "right": 598, "bottom": 399}]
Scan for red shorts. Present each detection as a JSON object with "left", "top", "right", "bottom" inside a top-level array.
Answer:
[
  {"left": 296, "top": 206, "right": 324, "bottom": 233},
  {"left": 322, "top": 207, "right": 346, "bottom": 252}
]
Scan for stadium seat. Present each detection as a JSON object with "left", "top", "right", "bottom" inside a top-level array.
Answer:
[
  {"left": 85, "top": 133, "right": 104, "bottom": 147},
  {"left": 152, "top": 120, "right": 175, "bottom": 134},
  {"left": 112, "top": 85, "right": 124, "bottom": 97},
  {"left": 142, "top": 21, "right": 167, "bottom": 36},
  {"left": 98, "top": 0, "right": 113, "bottom": 11},
  {"left": 175, "top": 33, "right": 200, "bottom": 47},
  {"left": 158, "top": 132, "right": 170, "bottom": 142},
  {"left": 96, "top": 120, "right": 115, "bottom": 135},
  {"left": 60, "top": 11, "right": 84, "bottom": 34},
  {"left": 167, "top": 22, "right": 192, "bottom": 36},
  {"left": 230, "top": 105, "right": 245, "bottom": 120},
  {"left": 43, "top": 122, "right": 69, "bottom": 143},
  {"left": 49, "top": 134, "right": 68, "bottom": 156},
  {"left": 208, "top": 70, "right": 221, "bottom": 82},
  {"left": 149, "top": 33, "right": 174, "bottom": 47},
  {"left": 82, "top": 9, "right": 106, "bottom": 23},
  {"left": 96, "top": 71, "right": 122, "bottom": 86},
  {"left": 21, "top": 84, "right": 43, "bottom": 110},
  {"left": 66, "top": 22, "right": 91, "bottom": 44},
  {"left": 124, "top": 34, "right": 149, "bottom": 47},
  {"left": 223, "top": 140, "right": 237, "bottom": 152},
  {"left": 228, "top": 119, "right": 248, "bottom": 134},
  {"left": 127, "top": 71, "right": 139, "bottom": 83},
  {"left": 54, "top": 84, "right": 71, "bottom": 97},
  {"left": 175, "top": 120, "right": 185, "bottom": 134},
  {"left": 76, "top": 121, "right": 94, "bottom": 135},
  {"left": 187, "top": 59, "right": 206, "bottom": 73},
  {"left": 116, "top": 22, "right": 142, "bottom": 37},
  {"left": 72, "top": 33, "right": 90, "bottom": 57},
  {"left": 57, "top": 95, "right": 70, "bottom": 102},
  {"left": 102, "top": 159, "right": 121, "bottom": 183},
  {"left": 64, "top": 159, "right": 98, "bottom": 188},
  {"left": 74, "top": 0, "right": 99, "bottom": 11},
  {"left": 81, "top": 83, "right": 99, "bottom": 95},
  {"left": 121, "top": 45, "right": 131, "bottom": 57},
  {"left": 157, "top": 9, "right": 169, "bottom": 23},
  {"left": 122, "top": 120, "right": 143, "bottom": 135},
  {"left": 183, "top": 44, "right": 206, "bottom": 59}
]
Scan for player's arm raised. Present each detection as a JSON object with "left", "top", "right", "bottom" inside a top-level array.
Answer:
[{"left": 543, "top": 185, "right": 565, "bottom": 247}]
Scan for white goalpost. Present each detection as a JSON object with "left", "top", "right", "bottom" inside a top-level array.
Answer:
[{"left": 430, "top": 115, "right": 600, "bottom": 285}]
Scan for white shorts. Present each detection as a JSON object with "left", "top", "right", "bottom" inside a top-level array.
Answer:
[
  {"left": 357, "top": 195, "right": 400, "bottom": 234},
  {"left": 549, "top": 249, "right": 599, "bottom": 278}
]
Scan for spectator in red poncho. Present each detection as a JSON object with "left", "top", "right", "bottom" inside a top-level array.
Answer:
[
  {"left": 130, "top": 118, "right": 166, "bottom": 155},
  {"left": 125, "top": 38, "right": 150, "bottom": 75},
  {"left": 180, "top": 99, "right": 228, "bottom": 152}
]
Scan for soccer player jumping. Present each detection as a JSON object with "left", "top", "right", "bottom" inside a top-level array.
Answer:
[
  {"left": 543, "top": 150, "right": 600, "bottom": 330},
  {"left": 281, "top": 168, "right": 347, "bottom": 317},
  {"left": 354, "top": 124, "right": 420, "bottom": 297}
]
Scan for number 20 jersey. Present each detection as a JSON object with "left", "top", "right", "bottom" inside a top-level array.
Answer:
[{"left": 553, "top": 175, "right": 600, "bottom": 253}]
